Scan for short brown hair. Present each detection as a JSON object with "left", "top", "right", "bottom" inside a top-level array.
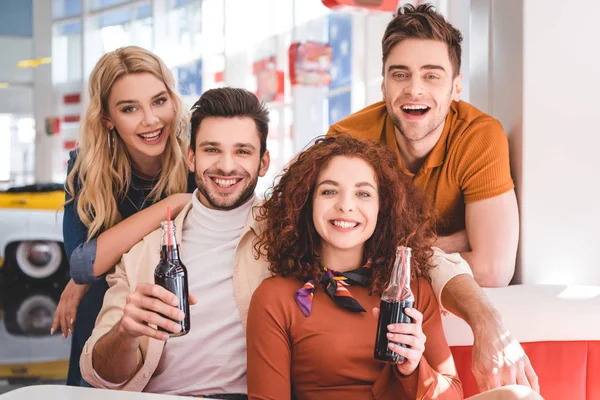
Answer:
[
  {"left": 382, "top": 3, "right": 463, "bottom": 76},
  {"left": 189, "top": 87, "right": 269, "bottom": 156},
  {"left": 254, "top": 134, "right": 437, "bottom": 295}
]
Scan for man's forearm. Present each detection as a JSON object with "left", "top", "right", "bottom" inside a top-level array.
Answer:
[
  {"left": 440, "top": 274, "right": 502, "bottom": 331},
  {"left": 92, "top": 320, "right": 141, "bottom": 384}
]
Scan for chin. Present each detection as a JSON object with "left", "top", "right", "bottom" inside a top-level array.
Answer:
[
  {"left": 138, "top": 145, "right": 167, "bottom": 158},
  {"left": 209, "top": 194, "right": 245, "bottom": 209},
  {"left": 329, "top": 241, "right": 362, "bottom": 251}
]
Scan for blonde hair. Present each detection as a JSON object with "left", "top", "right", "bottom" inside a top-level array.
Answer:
[{"left": 66, "top": 46, "right": 189, "bottom": 240}]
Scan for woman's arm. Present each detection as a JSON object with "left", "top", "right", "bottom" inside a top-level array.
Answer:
[
  {"left": 62, "top": 153, "right": 95, "bottom": 282},
  {"left": 66, "top": 193, "right": 191, "bottom": 283},
  {"left": 247, "top": 279, "right": 292, "bottom": 400},
  {"left": 64, "top": 150, "right": 193, "bottom": 283},
  {"left": 404, "top": 278, "right": 463, "bottom": 398},
  {"left": 92, "top": 193, "right": 191, "bottom": 278}
]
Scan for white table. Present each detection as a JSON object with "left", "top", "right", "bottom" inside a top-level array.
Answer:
[
  {"left": 0, "top": 385, "right": 185, "bottom": 399},
  {"left": 442, "top": 284, "right": 600, "bottom": 346}
]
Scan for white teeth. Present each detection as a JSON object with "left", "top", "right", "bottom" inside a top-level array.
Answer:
[
  {"left": 140, "top": 129, "right": 161, "bottom": 140},
  {"left": 402, "top": 105, "right": 429, "bottom": 110},
  {"left": 214, "top": 178, "right": 238, "bottom": 187},
  {"left": 332, "top": 220, "right": 358, "bottom": 229}
]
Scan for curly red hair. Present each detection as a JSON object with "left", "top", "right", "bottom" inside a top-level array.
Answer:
[{"left": 255, "top": 134, "right": 437, "bottom": 295}]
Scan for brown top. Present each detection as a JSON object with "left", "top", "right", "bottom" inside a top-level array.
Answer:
[
  {"left": 246, "top": 276, "right": 462, "bottom": 400},
  {"left": 327, "top": 100, "right": 514, "bottom": 235}
]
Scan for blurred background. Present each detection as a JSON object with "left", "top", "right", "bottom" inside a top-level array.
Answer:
[{"left": 0, "top": 0, "right": 598, "bottom": 395}]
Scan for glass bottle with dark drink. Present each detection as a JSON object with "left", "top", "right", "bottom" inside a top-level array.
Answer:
[
  {"left": 374, "top": 246, "right": 414, "bottom": 363},
  {"left": 154, "top": 219, "right": 190, "bottom": 337}
]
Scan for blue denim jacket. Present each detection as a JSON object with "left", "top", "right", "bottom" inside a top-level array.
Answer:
[{"left": 63, "top": 150, "right": 195, "bottom": 283}]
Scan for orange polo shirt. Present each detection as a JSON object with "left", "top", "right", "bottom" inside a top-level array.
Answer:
[{"left": 327, "top": 100, "right": 514, "bottom": 236}]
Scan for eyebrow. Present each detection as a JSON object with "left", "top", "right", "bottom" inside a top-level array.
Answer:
[
  {"left": 115, "top": 90, "right": 168, "bottom": 107},
  {"left": 317, "top": 180, "right": 377, "bottom": 190},
  {"left": 387, "top": 64, "right": 446, "bottom": 73},
  {"left": 198, "top": 141, "right": 257, "bottom": 151}
]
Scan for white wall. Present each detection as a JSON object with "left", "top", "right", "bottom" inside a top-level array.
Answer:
[
  {"left": 0, "top": 36, "right": 33, "bottom": 115},
  {"left": 520, "top": 0, "right": 600, "bottom": 285},
  {"left": 32, "top": 0, "right": 60, "bottom": 184},
  {"left": 0, "top": 86, "right": 33, "bottom": 115},
  {"left": 0, "top": 37, "right": 33, "bottom": 84},
  {"left": 486, "top": 0, "right": 525, "bottom": 282}
]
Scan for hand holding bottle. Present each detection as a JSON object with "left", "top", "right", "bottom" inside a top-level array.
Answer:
[
  {"left": 375, "top": 306, "right": 426, "bottom": 376},
  {"left": 374, "top": 246, "right": 418, "bottom": 364},
  {"left": 119, "top": 283, "right": 198, "bottom": 342}
]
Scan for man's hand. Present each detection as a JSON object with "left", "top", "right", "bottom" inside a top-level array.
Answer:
[
  {"left": 472, "top": 318, "right": 539, "bottom": 393},
  {"left": 51, "top": 279, "right": 90, "bottom": 338},
  {"left": 440, "top": 275, "right": 539, "bottom": 393},
  {"left": 120, "top": 283, "right": 198, "bottom": 341}
]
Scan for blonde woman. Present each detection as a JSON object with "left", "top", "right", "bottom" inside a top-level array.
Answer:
[{"left": 50, "top": 46, "right": 195, "bottom": 386}]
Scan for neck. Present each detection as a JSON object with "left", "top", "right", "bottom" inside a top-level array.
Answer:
[
  {"left": 394, "top": 123, "right": 445, "bottom": 174},
  {"left": 130, "top": 153, "right": 161, "bottom": 179},
  {"left": 320, "top": 244, "right": 364, "bottom": 273}
]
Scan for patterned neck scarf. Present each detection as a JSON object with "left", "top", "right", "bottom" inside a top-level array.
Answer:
[{"left": 294, "top": 261, "right": 372, "bottom": 317}]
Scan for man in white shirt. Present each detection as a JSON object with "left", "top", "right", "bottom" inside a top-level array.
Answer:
[{"left": 81, "top": 88, "right": 271, "bottom": 398}]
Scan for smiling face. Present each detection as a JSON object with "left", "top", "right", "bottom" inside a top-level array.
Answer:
[
  {"left": 187, "top": 116, "right": 270, "bottom": 210},
  {"left": 104, "top": 72, "right": 175, "bottom": 172},
  {"left": 382, "top": 39, "right": 462, "bottom": 143},
  {"left": 312, "top": 156, "right": 379, "bottom": 261}
]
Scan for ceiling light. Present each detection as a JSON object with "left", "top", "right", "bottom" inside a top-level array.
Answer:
[{"left": 17, "top": 57, "right": 52, "bottom": 68}]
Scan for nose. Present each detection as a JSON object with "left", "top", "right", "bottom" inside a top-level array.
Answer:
[
  {"left": 216, "top": 152, "right": 236, "bottom": 174},
  {"left": 403, "top": 76, "right": 424, "bottom": 97},
  {"left": 336, "top": 193, "right": 355, "bottom": 213},
  {"left": 141, "top": 107, "right": 160, "bottom": 127}
]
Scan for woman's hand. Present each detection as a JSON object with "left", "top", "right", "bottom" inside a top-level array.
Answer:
[
  {"left": 51, "top": 279, "right": 90, "bottom": 338},
  {"left": 373, "top": 307, "right": 426, "bottom": 376}
]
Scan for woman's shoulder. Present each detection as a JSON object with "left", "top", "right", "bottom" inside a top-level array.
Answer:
[
  {"left": 67, "top": 149, "right": 79, "bottom": 170},
  {"left": 256, "top": 275, "right": 303, "bottom": 293},
  {"left": 253, "top": 276, "right": 303, "bottom": 304},
  {"left": 64, "top": 149, "right": 82, "bottom": 198}
]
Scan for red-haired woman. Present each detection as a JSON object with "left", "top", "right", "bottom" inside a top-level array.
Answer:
[{"left": 247, "top": 135, "right": 462, "bottom": 399}]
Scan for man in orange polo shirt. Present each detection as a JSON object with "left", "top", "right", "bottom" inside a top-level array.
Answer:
[{"left": 328, "top": 4, "right": 537, "bottom": 394}]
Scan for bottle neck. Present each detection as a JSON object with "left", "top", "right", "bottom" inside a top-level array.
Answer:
[
  {"left": 383, "top": 246, "right": 412, "bottom": 300},
  {"left": 160, "top": 221, "right": 180, "bottom": 261}
]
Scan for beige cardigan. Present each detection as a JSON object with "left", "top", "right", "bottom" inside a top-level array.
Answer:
[{"left": 80, "top": 199, "right": 271, "bottom": 391}]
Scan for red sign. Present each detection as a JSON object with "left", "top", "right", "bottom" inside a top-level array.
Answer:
[
  {"left": 253, "top": 56, "right": 284, "bottom": 103},
  {"left": 45, "top": 117, "right": 60, "bottom": 135},
  {"left": 63, "top": 93, "right": 81, "bottom": 104},
  {"left": 63, "top": 140, "right": 77, "bottom": 150},
  {"left": 322, "top": 0, "right": 398, "bottom": 11},
  {"left": 289, "top": 42, "right": 333, "bottom": 87},
  {"left": 63, "top": 114, "right": 80, "bottom": 123}
]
